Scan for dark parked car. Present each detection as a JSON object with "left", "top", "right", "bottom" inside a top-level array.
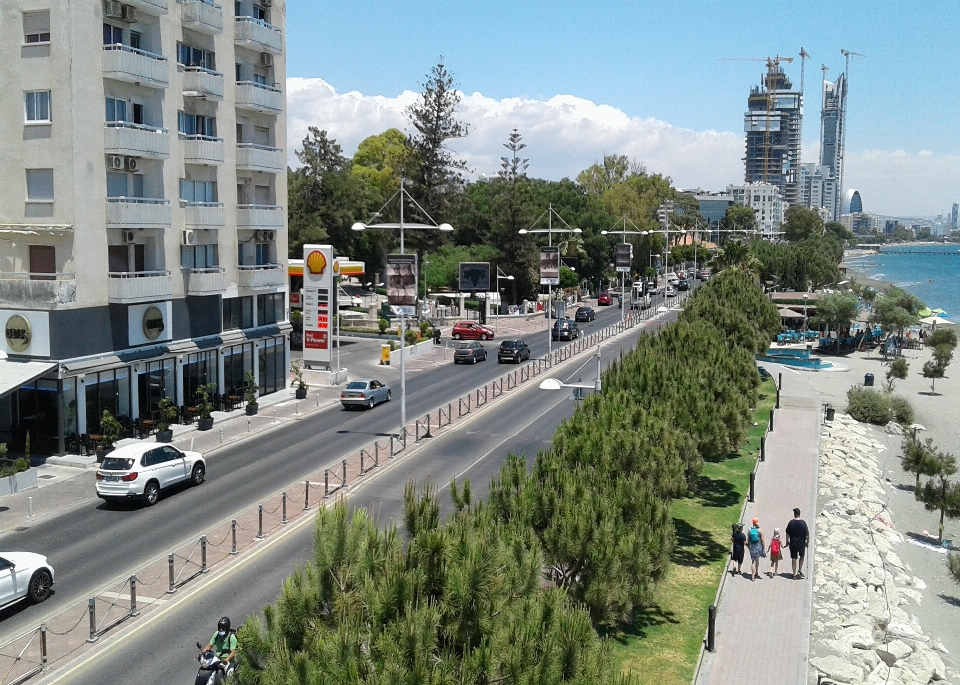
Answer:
[
  {"left": 498, "top": 339, "right": 531, "bottom": 364},
  {"left": 597, "top": 292, "right": 612, "bottom": 306},
  {"left": 551, "top": 318, "right": 580, "bottom": 341},
  {"left": 454, "top": 341, "right": 488, "bottom": 364},
  {"left": 574, "top": 306, "right": 596, "bottom": 322},
  {"left": 677, "top": 279, "right": 690, "bottom": 291}
]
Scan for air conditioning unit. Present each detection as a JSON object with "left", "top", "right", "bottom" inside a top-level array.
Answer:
[
  {"left": 260, "top": 0, "right": 273, "bottom": 7},
  {"left": 104, "top": 0, "right": 122, "bottom": 19},
  {"left": 259, "top": 53, "right": 273, "bottom": 68},
  {"left": 124, "top": 156, "right": 139, "bottom": 172},
  {"left": 109, "top": 155, "right": 125, "bottom": 170},
  {"left": 120, "top": 4, "right": 137, "bottom": 22},
  {"left": 182, "top": 230, "right": 197, "bottom": 246},
  {"left": 121, "top": 230, "right": 136, "bottom": 244},
  {"left": 255, "top": 230, "right": 274, "bottom": 242}
]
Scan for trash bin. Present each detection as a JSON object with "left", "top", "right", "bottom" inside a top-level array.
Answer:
[
  {"left": 864, "top": 372, "right": 874, "bottom": 387},
  {"left": 825, "top": 405, "right": 835, "bottom": 422}
]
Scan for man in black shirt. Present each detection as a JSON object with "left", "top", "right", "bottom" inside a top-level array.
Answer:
[{"left": 785, "top": 507, "right": 809, "bottom": 579}]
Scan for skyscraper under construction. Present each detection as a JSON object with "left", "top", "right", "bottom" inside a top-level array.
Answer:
[
  {"left": 820, "top": 74, "right": 847, "bottom": 220},
  {"left": 743, "top": 59, "right": 803, "bottom": 208}
]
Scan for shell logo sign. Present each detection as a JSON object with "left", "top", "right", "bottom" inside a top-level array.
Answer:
[
  {"left": 306, "top": 250, "right": 327, "bottom": 275},
  {"left": 332, "top": 259, "right": 341, "bottom": 276}
]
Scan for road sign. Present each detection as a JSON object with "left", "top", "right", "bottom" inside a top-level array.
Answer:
[{"left": 615, "top": 243, "right": 633, "bottom": 273}]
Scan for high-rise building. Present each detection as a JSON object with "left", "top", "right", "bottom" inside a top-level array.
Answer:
[
  {"left": 951, "top": 203, "right": 958, "bottom": 230},
  {"left": 799, "top": 163, "right": 838, "bottom": 220},
  {"left": 819, "top": 74, "right": 846, "bottom": 217},
  {"left": 0, "top": 1, "right": 288, "bottom": 456},
  {"left": 743, "top": 60, "right": 803, "bottom": 208}
]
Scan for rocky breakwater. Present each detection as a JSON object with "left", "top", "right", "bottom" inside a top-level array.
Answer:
[{"left": 809, "top": 414, "right": 956, "bottom": 685}]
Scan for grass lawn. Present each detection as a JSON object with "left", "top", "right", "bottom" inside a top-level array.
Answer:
[{"left": 611, "top": 377, "right": 777, "bottom": 684}]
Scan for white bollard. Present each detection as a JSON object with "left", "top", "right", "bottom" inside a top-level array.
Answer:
[
  {"left": 273, "top": 409, "right": 277, "bottom": 424},
  {"left": 219, "top": 429, "right": 223, "bottom": 443},
  {"left": 190, "top": 438, "right": 195, "bottom": 452},
  {"left": 247, "top": 418, "right": 251, "bottom": 432},
  {"left": 28, "top": 497, "right": 33, "bottom": 518}
]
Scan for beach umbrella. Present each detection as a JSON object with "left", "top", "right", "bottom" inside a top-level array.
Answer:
[
  {"left": 918, "top": 306, "right": 933, "bottom": 317},
  {"left": 778, "top": 308, "right": 803, "bottom": 319},
  {"left": 935, "top": 318, "right": 956, "bottom": 326},
  {"left": 932, "top": 308, "right": 946, "bottom": 314}
]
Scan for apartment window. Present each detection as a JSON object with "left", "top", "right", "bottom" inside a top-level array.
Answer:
[
  {"left": 235, "top": 63, "right": 242, "bottom": 82},
  {"left": 180, "top": 179, "right": 218, "bottom": 203},
  {"left": 103, "top": 23, "right": 123, "bottom": 46},
  {"left": 253, "top": 126, "right": 269, "bottom": 146},
  {"left": 223, "top": 296, "right": 253, "bottom": 330},
  {"left": 26, "top": 169, "right": 54, "bottom": 201},
  {"left": 24, "top": 91, "right": 51, "bottom": 123},
  {"left": 107, "top": 172, "right": 144, "bottom": 198},
  {"left": 256, "top": 293, "right": 284, "bottom": 326},
  {"left": 181, "top": 244, "right": 218, "bottom": 269},
  {"left": 253, "top": 73, "right": 267, "bottom": 85},
  {"left": 178, "top": 112, "right": 217, "bottom": 137},
  {"left": 130, "top": 31, "right": 141, "bottom": 50},
  {"left": 255, "top": 242, "right": 272, "bottom": 265},
  {"left": 105, "top": 96, "right": 127, "bottom": 123},
  {"left": 29, "top": 245, "right": 56, "bottom": 280},
  {"left": 254, "top": 5, "right": 269, "bottom": 22},
  {"left": 177, "top": 43, "right": 216, "bottom": 70},
  {"left": 23, "top": 11, "right": 51, "bottom": 44}
]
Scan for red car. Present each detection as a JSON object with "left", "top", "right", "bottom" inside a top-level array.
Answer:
[
  {"left": 451, "top": 321, "right": 495, "bottom": 340},
  {"left": 597, "top": 292, "right": 613, "bottom": 306}
]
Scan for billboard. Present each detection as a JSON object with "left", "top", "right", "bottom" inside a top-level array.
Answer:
[
  {"left": 458, "top": 262, "right": 490, "bottom": 292},
  {"left": 302, "top": 244, "right": 333, "bottom": 367},
  {"left": 539, "top": 246, "right": 559, "bottom": 286},
  {"left": 615, "top": 243, "right": 633, "bottom": 273},
  {"left": 385, "top": 254, "right": 418, "bottom": 315}
]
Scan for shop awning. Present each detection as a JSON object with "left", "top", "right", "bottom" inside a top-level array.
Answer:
[{"left": 0, "top": 360, "right": 57, "bottom": 398}]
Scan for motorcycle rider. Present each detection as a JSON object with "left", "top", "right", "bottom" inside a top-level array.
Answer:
[{"left": 201, "top": 617, "right": 238, "bottom": 679}]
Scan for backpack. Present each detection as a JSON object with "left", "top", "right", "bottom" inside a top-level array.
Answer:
[{"left": 748, "top": 527, "right": 760, "bottom": 544}]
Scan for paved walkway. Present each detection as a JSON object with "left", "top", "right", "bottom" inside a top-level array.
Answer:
[{"left": 695, "top": 365, "right": 821, "bottom": 685}]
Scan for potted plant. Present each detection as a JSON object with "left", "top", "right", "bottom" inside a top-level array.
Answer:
[
  {"left": 196, "top": 383, "right": 216, "bottom": 431},
  {"left": 244, "top": 370, "right": 259, "bottom": 415},
  {"left": 155, "top": 396, "right": 178, "bottom": 443},
  {"left": 290, "top": 359, "right": 308, "bottom": 400},
  {"left": 98, "top": 410, "right": 122, "bottom": 460},
  {"left": 0, "top": 443, "right": 37, "bottom": 497}
]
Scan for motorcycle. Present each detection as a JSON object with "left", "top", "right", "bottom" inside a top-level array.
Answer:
[{"left": 195, "top": 641, "right": 234, "bottom": 685}]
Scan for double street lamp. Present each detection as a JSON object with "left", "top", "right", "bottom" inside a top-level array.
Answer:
[
  {"left": 495, "top": 266, "right": 514, "bottom": 332},
  {"left": 539, "top": 347, "right": 602, "bottom": 398},
  {"left": 352, "top": 178, "right": 453, "bottom": 436}
]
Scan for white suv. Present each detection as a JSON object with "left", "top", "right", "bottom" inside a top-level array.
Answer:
[
  {"left": 0, "top": 553, "right": 54, "bottom": 609},
  {"left": 96, "top": 443, "right": 205, "bottom": 506}
]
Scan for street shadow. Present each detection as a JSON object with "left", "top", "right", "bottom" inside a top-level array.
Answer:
[
  {"left": 906, "top": 531, "right": 943, "bottom": 547},
  {"left": 607, "top": 604, "right": 680, "bottom": 644},
  {"left": 893, "top": 483, "right": 915, "bottom": 493},
  {"left": 704, "top": 449, "right": 742, "bottom": 464},
  {"left": 938, "top": 594, "right": 960, "bottom": 608},
  {"left": 0, "top": 507, "right": 8, "bottom": 513},
  {"left": 671, "top": 517, "right": 727, "bottom": 567},
  {"left": 691, "top": 475, "right": 740, "bottom": 509},
  {"left": 336, "top": 429, "right": 393, "bottom": 437}
]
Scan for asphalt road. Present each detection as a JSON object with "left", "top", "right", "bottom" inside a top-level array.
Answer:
[
  {"left": 0, "top": 296, "right": 656, "bottom": 641},
  {"left": 44, "top": 300, "right": 677, "bottom": 685}
]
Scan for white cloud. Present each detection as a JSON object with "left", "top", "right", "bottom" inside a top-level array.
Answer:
[{"left": 286, "top": 77, "right": 958, "bottom": 218}]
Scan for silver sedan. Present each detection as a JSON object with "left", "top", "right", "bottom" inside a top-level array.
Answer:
[{"left": 340, "top": 379, "right": 391, "bottom": 410}]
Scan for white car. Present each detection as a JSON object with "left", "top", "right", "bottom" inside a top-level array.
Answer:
[
  {"left": 0, "top": 552, "right": 54, "bottom": 609},
  {"left": 665, "top": 285, "right": 677, "bottom": 297},
  {"left": 96, "top": 443, "right": 206, "bottom": 506}
]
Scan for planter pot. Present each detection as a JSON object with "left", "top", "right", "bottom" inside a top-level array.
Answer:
[
  {"left": 0, "top": 469, "right": 38, "bottom": 497},
  {"left": 198, "top": 417, "right": 214, "bottom": 431},
  {"left": 155, "top": 429, "right": 173, "bottom": 443},
  {"left": 295, "top": 387, "right": 308, "bottom": 400},
  {"left": 246, "top": 403, "right": 259, "bottom": 416},
  {"left": 96, "top": 447, "right": 114, "bottom": 462}
]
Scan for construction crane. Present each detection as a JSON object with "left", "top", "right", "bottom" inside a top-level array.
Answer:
[
  {"left": 837, "top": 49, "right": 865, "bottom": 217},
  {"left": 799, "top": 47, "right": 811, "bottom": 95}
]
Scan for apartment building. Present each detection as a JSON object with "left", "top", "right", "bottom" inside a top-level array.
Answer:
[
  {"left": 0, "top": 0, "right": 288, "bottom": 455},
  {"left": 726, "top": 182, "right": 784, "bottom": 239}
]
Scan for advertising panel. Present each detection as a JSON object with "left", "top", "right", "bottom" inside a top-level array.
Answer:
[
  {"left": 539, "top": 246, "right": 560, "bottom": 286},
  {"left": 385, "top": 254, "right": 418, "bottom": 316},
  {"left": 302, "top": 244, "right": 333, "bottom": 367},
  {"left": 458, "top": 262, "right": 490, "bottom": 292},
  {"left": 615, "top": 243, "right": 633, "bottom": 273},
  {"left": 1, "top": 310, "right": 50, "bottom": 357}
]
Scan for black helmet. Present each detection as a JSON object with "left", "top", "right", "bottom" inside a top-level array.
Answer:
[{"left": 218, "top": 617, "right": 231, "bottom": 634}]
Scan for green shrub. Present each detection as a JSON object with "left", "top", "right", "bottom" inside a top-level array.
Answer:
[
  {"left": 846, "top": 386, "right": 891, "bottom": 425},
  {"left": 404, "top": 329, "right": 420, "bottom": 345},
  {"left": 377, "top": 318, "right": 389, "bottom": 335},
  {"left": 889, "top": 394, "right": 915, "bottom": 426},
  {"left": 0, "top": 457, "right": 29, "bottom": 478},
  {"left": 419, "top": 320, "right": 432, "bottom": 337}
]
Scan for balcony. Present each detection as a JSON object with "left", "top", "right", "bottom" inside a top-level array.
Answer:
[
  {"left": 234, "top": 16, "right": 282, "bottom": 55},
  {"left": 182, "top": 202, "right": 225, "bottom": 229},
  {"left": 181, "top": 135, "right": 224, "bottom": 165},
  {"left": 235, "top": 81, "right": 282, "bottom": 114},
  {"left": 235, "top": 144, "right": 283, "bottom": 173},
  {"left": 182, "top": 66, "right": 224, "bottom": 100},
  {"left": 237, "top": 264, "right": 284, "bottom": 290},
  {"left": 0, "top": 273, "right": 76, "bottom": 307},
  {"left": 108, "top": 270, "right": 173, "bottom": 304},
  {"left": 106, "top": 198, "right": 172, "bottom": 229},
  {"left": 104, "top": 123, "right": 170, "bottom": 159},
  {"left": 102, "top": 45, "right": 168, "bottom": 89},
  {"left": 184, "top": 267, "right": 226, "bottom": 296},
  {"left": 125, "top": 0, "right": 169, "bottom": 15},
  {"left": 180, "top": 0, "right": 223, "bottom": 34},
  {"left": 237, "top": 204, "right": 283, "bottom": 231}
]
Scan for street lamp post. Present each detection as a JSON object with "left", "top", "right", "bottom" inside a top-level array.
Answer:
[
  {"left": 601, "top": 216, "right": 649, "bottom": 324},
  {"left": 495, "top": 266, "right": 514, "bottom": 333},
  {"left": 803, "top": 293, "right": 809, "bottom": 334},
  {"left": 352, "top": 178, "right": 453, "bottom": 438},
  {"left": 539, "top": 346, "right": 602, "bottom": 396},
  {"left": 519, "top": 204, "right": 581, "bottom": 360}
]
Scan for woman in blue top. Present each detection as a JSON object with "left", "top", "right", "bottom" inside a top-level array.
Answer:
[{"left": 747, "top": 517, "right": 765, "bottom": 581}]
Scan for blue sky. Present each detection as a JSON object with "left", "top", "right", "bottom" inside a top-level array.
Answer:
[{"left": 285, "top": 1, "right": 960, "bottom": 217}]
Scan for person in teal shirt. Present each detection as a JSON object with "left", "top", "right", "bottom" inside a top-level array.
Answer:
[{"left": 202, "top": 617, "right": 238, "bottom": 677}]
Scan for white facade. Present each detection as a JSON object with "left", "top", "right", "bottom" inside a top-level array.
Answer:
[
  {"left": 799, "top": 162, "right": 838, "bottom": 221},
  {"left": 725, "top": 182, "right": 784, "bottom": 239},
  {"left": 0, "top": 0, "right": 290, "bottom": 454}
]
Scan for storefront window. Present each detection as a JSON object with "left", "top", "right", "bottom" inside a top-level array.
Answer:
[
  {"left": 62, "top": 377, "right": 77, "bottom": 438},
  {"left": 258, "top": 336, "right": 284, "bottom": 395},
  {"left": 138, "top": 359, "right": 175, "bottom": 418},
  {"left": 183, "top": 350, "right": 217, "bottom": 407},
  {"left": 223, "top": 343, "right": 253, "bottom": 399},
  {"left": 85, "top": 370, "right": 128, "bottom": 435},
  {"left": 15, "top": 378, "right": 60, "bottom": 454}
]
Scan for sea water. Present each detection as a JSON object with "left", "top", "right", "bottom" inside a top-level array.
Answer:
[{"left": 845, "top": 244, "right": 960, "bottom": 317}]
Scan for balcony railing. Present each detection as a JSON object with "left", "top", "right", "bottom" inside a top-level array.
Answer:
[
  {"left": 234, "top": 81, "right": 282, "bottom": 114},
  {"left": 180, "top": 0, "right": 223, "bottom": 34},
  {"left": 102, "top": 44, "right": 169, "bottom": 88},
  {"left": 104, "top": 122, "right": 170, "bottom": 159},
  {"left": 235, "top": 143, "right": 283, "bottom": 173},
  {"left": 237, "top": 264, "right": 284, "bottom": 290},
  {"left": 182, "top": 66, "right": 224, "bottom": 99},
  {"left": 184, "top": 267, "right": 226, "bottom": 296},
  {"left": 234, "top": 16, "right": 282, "bottom": 54},
  {"left": 237, "top": 204, "right": 284, "bottom": 230},
  {"left": 125, "top": 0, "right": 169, "bottom": 16},
  {"left": 181, "top": 135, "right": 224, "bottom": 165},
  {"left": 182, "top": 202, "right": 225, "bottom": 229},
  {"left": 0, "top": 273, "right": 76, "bottom": 307},
  {"left": 108, "top": 270, "right": 173, "bottom": 304},
  {"left": 106, "top": 198, "right": 172, "bottom": 229}
]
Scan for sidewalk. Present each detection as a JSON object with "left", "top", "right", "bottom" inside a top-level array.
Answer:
[{"left": 694, "top": 365, "right": 821, "bottom": 685}]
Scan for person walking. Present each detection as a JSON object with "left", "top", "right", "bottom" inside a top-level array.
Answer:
[
  {"left": 785, "top": 507, "right": 810, "bottom": 579},
  {"left": 767, "top": 527, "right": 783, "bottom": 578},
  {"left": 730, "top": 523, "right": 747, "bottom": 576},
  {"left": 747, "top": 517, "right": 765, "bottom": 581}
]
